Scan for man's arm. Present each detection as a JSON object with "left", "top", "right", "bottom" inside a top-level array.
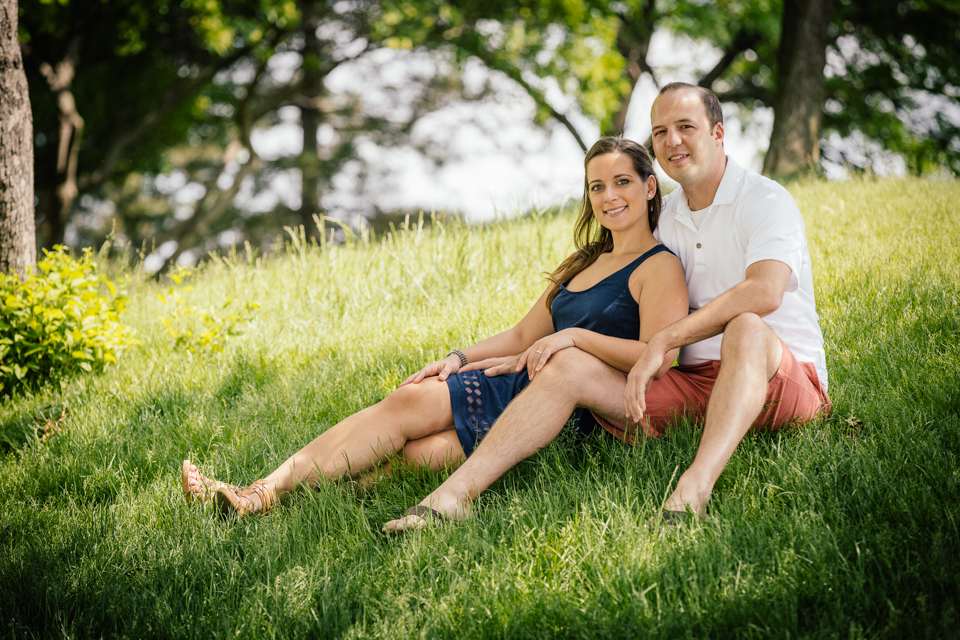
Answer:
[{"left": 624, "top": 259, "right": 791, "bottom": 421}]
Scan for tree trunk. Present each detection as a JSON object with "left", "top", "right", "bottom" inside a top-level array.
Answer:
[
  {"left": 0, "top": 0, "right": 36, "bottom": 275},
  {"left": 762, "top": 0, "right": 834, "bottom": 179},
  {"left": 605, "top": 3, "right": 658, "bottom": 137},
  {"left": 299, "top": 0, "right": 322, "bottom": 241},
  {"left": 38, "top": 37, "right": 83, "bottom": 249}
]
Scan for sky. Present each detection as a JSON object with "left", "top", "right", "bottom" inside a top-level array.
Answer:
[{"left": 243, "top": 30, "right": 778, "bottom": 226}]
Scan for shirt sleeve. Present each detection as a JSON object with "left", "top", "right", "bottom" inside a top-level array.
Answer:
[{"left": 739, "top": 185, "right": 806, "bottom": 293}]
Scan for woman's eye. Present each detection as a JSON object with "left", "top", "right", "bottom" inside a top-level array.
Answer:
[
  {"left": 590, "top": 184, "right": 602, "bottom": 191},
  {"left": 617, "top": 179, "right": 629, "bottom": 185}
]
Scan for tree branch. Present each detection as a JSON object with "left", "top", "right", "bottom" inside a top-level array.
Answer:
[
  {"left": 698, "top": 28, "right": 762, "bottom": 89},
  {"left": 467, "top": 47, "right": 588, "bottom": 152},
  {"left": 714, "top": 84, "right": 775, "bottom": 107},
  {"left": 76, "top": 42, "right": 259, "bottom": 191}
]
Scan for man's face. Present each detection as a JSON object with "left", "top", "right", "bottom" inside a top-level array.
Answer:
[{"left": 650, "top": 89, "right": 725, "bottom": 189}]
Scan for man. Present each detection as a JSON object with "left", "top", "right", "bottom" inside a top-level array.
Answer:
[
  {"left": 623, "top": 82, "right": 829, "bottom": 518},
  {"left": 384, "top": 82, "right": 828, "bottom": 530}
]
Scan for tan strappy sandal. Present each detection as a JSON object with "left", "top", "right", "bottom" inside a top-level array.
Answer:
[
  {"left": 214, "top": 479, "right": 276, "bottom": 517},
  {"left": 181, "top": 459, "right": 243, "bottom": 506}
]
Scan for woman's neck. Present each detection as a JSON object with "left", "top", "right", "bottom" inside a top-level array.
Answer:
[{"left": 608, "top": 229, "right": 658, "bottom": 257}]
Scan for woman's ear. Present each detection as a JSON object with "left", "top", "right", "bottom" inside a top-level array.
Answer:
[{"left": 646, "top": 174, "right": 658, "bottom": 200}]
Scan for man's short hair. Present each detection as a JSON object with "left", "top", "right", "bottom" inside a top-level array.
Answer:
[{"left": 659, "top": 82, "right": 723, "bottom": 130}]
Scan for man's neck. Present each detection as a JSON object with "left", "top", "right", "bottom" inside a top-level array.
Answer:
[{"left": 683, "top": 154, "right": 727, "bottom": 212}]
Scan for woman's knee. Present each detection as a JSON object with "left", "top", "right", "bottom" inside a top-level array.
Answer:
[
  {"left": 378, "top": 378, "right": 454, "bottom": 436},
  {"left": 381, "top": 378, "right": 438, "bottom": 413}
]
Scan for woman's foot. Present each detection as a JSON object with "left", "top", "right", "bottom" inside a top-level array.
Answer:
[
  {"left": 215, "top": 479, "right": 276, "bottom": 518},
  {"left": 181, "top": 459, "right": 242, "bottom": 506}
]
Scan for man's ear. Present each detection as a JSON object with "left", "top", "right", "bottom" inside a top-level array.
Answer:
[{"left": 713, "top": 121, "right": 725, "bottom": 146}]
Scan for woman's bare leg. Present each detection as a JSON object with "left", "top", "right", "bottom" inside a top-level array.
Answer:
[
  {"left": 352, "top": 429, "right": 466, "bottom": 488},
  {"left": 186, "top": 377, "right": 462, "bottom": 509},
  {"left": 266, "top": 377, "right": 459, "bottom": 491}
]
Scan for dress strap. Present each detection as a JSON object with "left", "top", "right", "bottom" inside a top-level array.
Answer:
[{"left": 620, "top": 244, "right": 674, "bottom": 279}]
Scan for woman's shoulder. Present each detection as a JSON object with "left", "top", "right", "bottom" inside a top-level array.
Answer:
[{"left": 628, "top": 245, "right": 684, "bottom": 279}]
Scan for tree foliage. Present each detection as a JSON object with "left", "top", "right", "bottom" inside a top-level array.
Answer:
[
  {"left": 824, "top": 0, "right": 960, "bottom": 175},
  {"left": 15, "top": 0, "right": 959, "bottom": 271}
]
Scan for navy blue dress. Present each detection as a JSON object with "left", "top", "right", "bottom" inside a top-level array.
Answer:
[{"left": 446, "top": 244, "right": 674, "bottom": 456}]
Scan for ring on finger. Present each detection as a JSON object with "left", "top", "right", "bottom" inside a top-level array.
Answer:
[{"left": 536, "top": 350, "right": 543, "bottom": 355}]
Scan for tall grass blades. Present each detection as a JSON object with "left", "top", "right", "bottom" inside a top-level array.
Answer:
[{"left": 1, "top": 183, "right": 958, "bottom": 639}]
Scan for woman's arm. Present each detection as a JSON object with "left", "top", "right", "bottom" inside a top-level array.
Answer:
[
  {"left": 519, "top": 252, "right": 689, "bottom": 378},
  {"left": 400, "top": 286, "right": 557, "bottom": 385}
]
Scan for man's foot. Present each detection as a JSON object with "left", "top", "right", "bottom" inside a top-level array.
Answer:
[
  {"left": 663, "top": 473, "right": 712, "bottom": 518},
  {"left": 382, "top": 485, "right": 472, "bottom": 532},
  {"left": 181, "top": 459, "right": 242, "bottom": 506}
]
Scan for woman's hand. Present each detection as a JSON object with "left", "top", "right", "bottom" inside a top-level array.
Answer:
[
  {"left": 460, "top": 355, "right": 522, "bottom": 378},
  {"left": 399, "top": 355, "right": 461, "bottom": 387},
  {"left": 517, "top": 330, "right": 577, "bottom": 380}
]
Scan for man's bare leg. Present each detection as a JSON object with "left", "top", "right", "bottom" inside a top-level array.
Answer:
[
  {"left": 383, "top": 348, "right": 629, "bottom": 531},
  {"left": 665, "top": 313, "right": 783, "bottom": 516}
]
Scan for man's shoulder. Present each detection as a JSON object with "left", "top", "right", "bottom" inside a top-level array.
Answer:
[{"left": 734, "top": 163, "right": 795, "bottom": 206}]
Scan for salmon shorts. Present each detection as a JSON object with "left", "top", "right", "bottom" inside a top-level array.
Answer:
[{"left": 598, "top": 339, "right": 831, "bottom": 444}]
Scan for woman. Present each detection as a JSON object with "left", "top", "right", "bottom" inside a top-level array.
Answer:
[{"left": 182, "top": 137, "right": 689, "bottom": 517}]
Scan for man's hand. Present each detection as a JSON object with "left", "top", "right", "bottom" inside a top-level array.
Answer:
[
  {"left": 624, "top": 336, "right": 671, "bottom": 421},
  {"left": 400, "top": 355, "right": 461, "bottom": 387},
  {"left": 460, "top": 354, "right": 522, "bottom": 378}
]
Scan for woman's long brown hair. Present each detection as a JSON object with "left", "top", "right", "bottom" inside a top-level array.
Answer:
[{"left": 545, "top": 137, "right": 663, "bottom": 309}]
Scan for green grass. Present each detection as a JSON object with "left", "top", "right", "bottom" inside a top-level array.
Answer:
[{"left": 2, "top": 178, "right": 959, "bottom": 639}]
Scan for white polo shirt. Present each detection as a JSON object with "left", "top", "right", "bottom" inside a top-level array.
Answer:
[{"left": 654, "top": 157, "right": 828, "bottom": 390}]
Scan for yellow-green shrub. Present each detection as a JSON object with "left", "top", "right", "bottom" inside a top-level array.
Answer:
[
  {"left": 157, "top": 266, "right": 259, "bottom": 354},
  {"left": 0, "top": 246, "right": 139, "bottom": 395}
]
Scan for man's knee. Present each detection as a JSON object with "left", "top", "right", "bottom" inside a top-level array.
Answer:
[
  {"left": 720, "top": 313, "right": 782, "bottom": 373},
  {"left": 531, "top": 348, "right": 624, "bottom": 409},
  {"left": 722, "top": 313, "right": 777, "bottom": 350},
  {"left": 535, "top": 347, "right": 609, "bottom": 385}
]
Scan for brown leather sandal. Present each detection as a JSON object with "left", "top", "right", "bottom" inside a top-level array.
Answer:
[
  {"left": 181, "top": 459, "right": 243, "bottom": 506},
  {"left": 214, "top": 479, "right": 276, "bottom": 517}
]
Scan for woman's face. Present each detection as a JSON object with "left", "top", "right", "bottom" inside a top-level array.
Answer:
[{"left": 585, "top": 152, "right": 657, "bottom": 234}]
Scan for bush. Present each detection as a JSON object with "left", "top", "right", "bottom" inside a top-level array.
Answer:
[
  {"left": 157, "top": 266, "right": 259, "bottom": 355},
  {"left": 0, "top": 246, "right": 139, "bottom": 395}
]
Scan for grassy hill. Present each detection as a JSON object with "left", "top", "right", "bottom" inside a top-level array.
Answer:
[{"left": 1, "top": 177, "right": 958, "bottom": 639}]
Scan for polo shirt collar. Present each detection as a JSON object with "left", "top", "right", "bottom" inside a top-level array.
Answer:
[
  {"left": 713, "top": 156, "right": 744, "bottom": 206},
  {"left": 673, "top": 155, "right": 743, "bottom": 233}
]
